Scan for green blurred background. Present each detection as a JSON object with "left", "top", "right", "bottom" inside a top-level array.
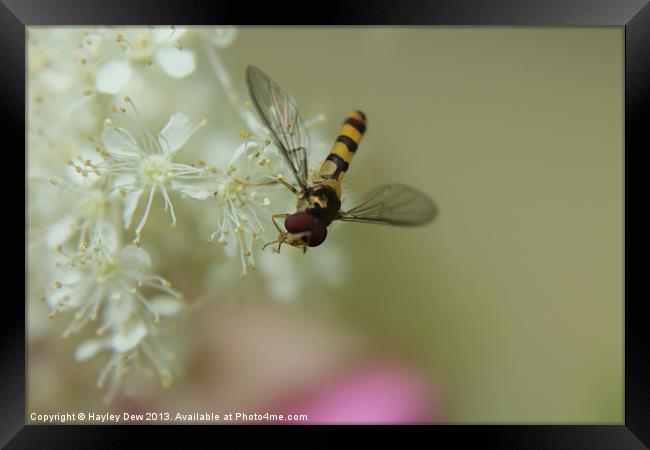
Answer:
[{"left": 227, "top": 27, "right": 623, "bottom": 422}]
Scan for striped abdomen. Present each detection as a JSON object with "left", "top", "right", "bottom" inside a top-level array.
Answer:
[{"left": 314, "top": 111, "right": 367, "bottom": 198}]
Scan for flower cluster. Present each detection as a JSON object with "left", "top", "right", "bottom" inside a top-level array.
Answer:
[
  {"left": 208, "top": 140, "right": 274, "bottom": 276},
  {"left": 45, "top": 232, "right": 182, "bottom": 402},
  {"left": 28, "top": 26, "right": 344, "bottom": 403}
]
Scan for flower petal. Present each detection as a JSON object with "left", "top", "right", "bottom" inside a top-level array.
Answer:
[
  {"left": 75, "top": 339, "right": 105, "bottom": 361},
  {"left": 40, "top": 69, "right": 73, "bottom": 93},
  {"left": 111, "top": 320, "right": 147, "bottom": 353},
  {"left": 242, "top": 108, "right": 271, "bottom": 138},
  {"left": 171, "top": 181, "right": 214, "bottom": 200},
  {"left": 103, "top": 296, "right": 134, "bottom": 327},
  {"left": 152, "top": 26, "right": 187, "bottom": 44},
  {"left": 158, "top": 112, "right": 204, "bottom": 153},
  {"left": 45, "top": 288, "right": 70, "bottom": 310},
  {"left": 149, "top": 296, "right": 183, "bottom": 317},
  {"left": 209, "top": 27, "right": 238, "bottom": 48},
  {"left": 111, "top": 173, "right": 138, "bottom": 192},
  {"left": 44, "top": 216, "right": 76, "bottom": 248},
  {"left": 59, "top": 267, "right": 83, "bottom": 285},
  {"left": 177, "top": 187, "right": 213, "bottom": 200},
  {"left": 121, "top": 245, "right": 152, "bottom": 271},
  {"left": 95, "top": 59, "right": 133, "bottom": 95},
  {"left": 122, "top": 188, "right": 144, "bottom": 229},
  {"left": 95, "top": 221, "right": 118, "bottom": 252},
  {"left": 101, "top": 126, "right": 140, "bottom": 157},
  {"left": 46, "top": 283, "right": 88, "bottom": 310},
  {"left": 222, "top": 232, "right": 238, "bottom": 258},
  {"left": 229, "top": 141, "right": 259, "bottom": 165},
  {"left": 156, "top": 46, "right": 195, "bottom": 79}
]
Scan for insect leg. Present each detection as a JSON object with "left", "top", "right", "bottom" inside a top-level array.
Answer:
[
  {"left": 274, "top": 175, "right": 299, "bottom": 195},
  {"left": 271, "top": 213, "right": 290, "bottom": 233},
  {"left": 263, "top": 237, "right": 284, "bottom": 251},
  {"left": 229, "top": 176, "right": 298, "bottom": 196}
]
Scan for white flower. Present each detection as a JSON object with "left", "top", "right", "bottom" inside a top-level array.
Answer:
[
  {"left": 75, "top": 329, "right": 176, "bottom": 403},
  {"left": 97, "top": 99, "right": 212, "bottom": 243},
  {"left": 30, "top": 173, "right": 111, "bottom": 251},
  {"left": 208, "top": 141, "right": 279, "bottom": 276},
  {"left": 46, "top": 235, "right": 182, "bottom": 335},
  {"left": 75, "top": 312, "right": 176, "bottom": 403},
  {"left": 94, "top": 59, "right": 133, "bottom": 95},
  {"left": 82, "top": 27, "right": 196, "bottom": 95},
  {"left": 29, "top": 25, "right": 349, "bottom": 404},
  {"left": 45, "top": 232, "right": 183, "bottom": 402}
]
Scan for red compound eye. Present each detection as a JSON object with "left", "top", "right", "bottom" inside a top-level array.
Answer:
[
  {"left": 308, "top": 223, "right": 327, "bottom": 247},
  {"left": 285, "top": 213, "right": 315, "bottom": 233}
]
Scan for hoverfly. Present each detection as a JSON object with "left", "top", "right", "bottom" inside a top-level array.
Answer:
[{"left": 246, "top": 65, "right": 438, "bottom": 253}]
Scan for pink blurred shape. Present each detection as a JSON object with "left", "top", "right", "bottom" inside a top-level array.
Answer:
[{"left": 281, "top": 361, "right": 440, "bottom": 424}]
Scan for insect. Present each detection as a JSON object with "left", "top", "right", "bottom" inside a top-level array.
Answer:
[{"left": 246, "top": 65, "right": 438, "bottom": 253}]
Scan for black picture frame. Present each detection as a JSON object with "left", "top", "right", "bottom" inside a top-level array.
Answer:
[{"left": 5, "top": 0, "right": 648, "bottom": 447}]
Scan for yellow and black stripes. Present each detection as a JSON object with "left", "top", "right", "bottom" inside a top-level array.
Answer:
[{"left": 315, "top": 111, "right": 367, "bottom": 197}]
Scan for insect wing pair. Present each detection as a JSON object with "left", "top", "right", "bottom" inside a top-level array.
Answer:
[{"left": 245, "top": 65, "right": 437, "bottom": 250}]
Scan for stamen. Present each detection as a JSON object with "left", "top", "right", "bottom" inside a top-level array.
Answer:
[
  {"left": 134, "top": 185, "right": 157, "bottom": 239},
  {"left": 159, "top": 186, "right": 177, "bottom": 227}
]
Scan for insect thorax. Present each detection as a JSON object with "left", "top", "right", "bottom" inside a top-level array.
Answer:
[{"left": 297, "top": 184, "right": 341, "bottom": 226}]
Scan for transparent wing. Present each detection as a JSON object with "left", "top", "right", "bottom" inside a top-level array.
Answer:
[
  {"left": 246, "top": 65, "right": 310, "bottom": 189},
  {"left": 337, "top": 183, "right": 438, "bottom": 226}
]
